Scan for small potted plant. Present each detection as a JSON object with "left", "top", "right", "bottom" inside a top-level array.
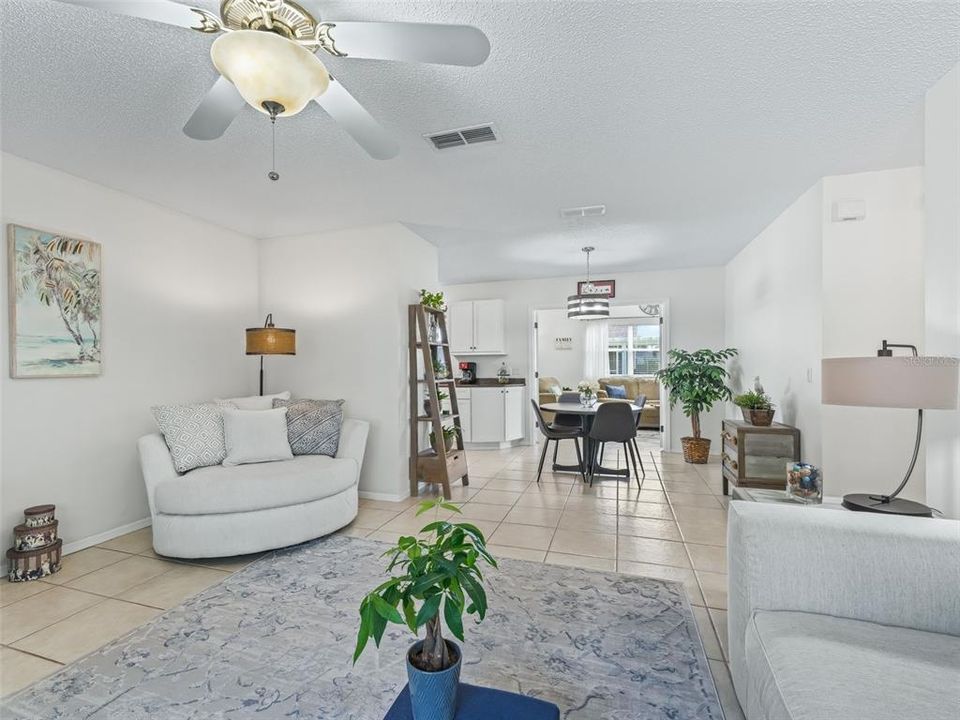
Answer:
[
  {"left": 354, "top": 499, "right": 497, "bottom": 720},
  {"left": 577, "top": 379, "right": 600, "bottom": 406},
  {"left": 657, "top": 347, "right": 738, "bottom": 463},
  {"left": 733, "top": 389, "right": 775, "bottom": 426},
  {"left": 429, "top": 425, "right": 459, "bottom": 454},
  {"left": 419, "top": 289, "right": 447, "bottom": 312},
  {"left": 433, "top": 359, "right": 449, "bottom": 379},
  {"left": 423, "top": 390, "right": 449, "bottom": 416}
]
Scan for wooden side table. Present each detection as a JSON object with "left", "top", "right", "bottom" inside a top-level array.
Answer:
[{"left": 721, "top": 419, "right": 800, "bottom": 495}]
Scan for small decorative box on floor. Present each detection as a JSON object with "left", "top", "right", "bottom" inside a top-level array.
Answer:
[
  {"left": 6, "top": 504, "right": 62, "bottom": 582},
  {"left": 384, "top": 683, "right": 560, "bottom": 720}
]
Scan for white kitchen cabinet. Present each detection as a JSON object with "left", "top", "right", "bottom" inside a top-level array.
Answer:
[
  {"left": 448, "top": 302, "right": 475, "bottom": 356},
  {"left": 503, "top": 386, "right": 523, "bottom": 441},
  {"left": 449, "top": 300, "right": 505, "bottom": 355},
  {"left": 460, "top": 385, "right": 524, "bottom": 445},
  {"left": 469, "top": 388, "right": 503, "bottom": 443},
  {"left": 457, "top": 390, "right": 472, "bottom": 442}
]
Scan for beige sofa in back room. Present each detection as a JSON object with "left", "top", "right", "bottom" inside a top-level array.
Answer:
[{"left": 596, "top": 376, "right": 661, "bottom": 429}]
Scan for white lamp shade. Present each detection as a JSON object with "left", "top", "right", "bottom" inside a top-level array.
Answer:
[
  {"left": 211, "top": 30, "right": 330, "bottom": 117},
  {"left": 821, "top": 356, "right": 959, "bottom": 409},
  {"left": 567, "top": 294, "right": 610, "bottom": 320}
]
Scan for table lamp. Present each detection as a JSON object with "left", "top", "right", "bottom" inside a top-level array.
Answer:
[
  {"left": 245, "top": 313, "right": 296, "bottom": 396},
  {"left": 821, "top": 340, "right": 959, "bottom": 517}
]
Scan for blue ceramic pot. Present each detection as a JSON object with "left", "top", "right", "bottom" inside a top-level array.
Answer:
[{"left": 406, "top": 639, "right": 462, "bottom": 720}]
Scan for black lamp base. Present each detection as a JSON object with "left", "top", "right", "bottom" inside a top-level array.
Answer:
[{"left": 842, "top": 493, "right": 933, "bottom": 517}]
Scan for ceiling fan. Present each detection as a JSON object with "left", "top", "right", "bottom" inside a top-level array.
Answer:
[{"left": 55, "top": 0, "right": 491, "bottom": 162}]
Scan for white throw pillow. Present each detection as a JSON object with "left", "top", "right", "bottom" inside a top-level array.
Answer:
[
  {"left": 222, "top": 407, "right": 294, "bottom": 466},
  {"left": 215, "top": 391, "right": 291, "bottom": 411}
]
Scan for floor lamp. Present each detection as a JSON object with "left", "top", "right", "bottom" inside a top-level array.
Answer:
[
  {"left": 245, "top": 314, "right": 296, "bottom": 396},
  {"left": 821, "top": 341, "right": 959, "bottom": 517}
]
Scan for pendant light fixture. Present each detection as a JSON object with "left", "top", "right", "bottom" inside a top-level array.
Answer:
[{"left": 567, "top": 246, "right": 610, "bottom": 320}]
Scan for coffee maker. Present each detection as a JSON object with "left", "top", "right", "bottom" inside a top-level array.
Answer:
[{"left": 459, "top": 361, "right": 477, "bottom": 384}]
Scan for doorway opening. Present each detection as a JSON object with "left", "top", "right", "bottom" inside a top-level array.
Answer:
[{"left": 530, "top": 301, "right": 669, "bottom": 453}]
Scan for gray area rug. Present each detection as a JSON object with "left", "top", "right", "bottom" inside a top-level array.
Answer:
[{"left": 4, "top": 536, "right": 723, "bottom": 719}]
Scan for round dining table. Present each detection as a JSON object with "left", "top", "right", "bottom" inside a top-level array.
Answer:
[{"left": 539, "top": 401, "right": 642, "bottom": 479}]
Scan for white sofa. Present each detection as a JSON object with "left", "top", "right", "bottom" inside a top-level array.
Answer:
[
  {"left": 728, "top": 502, "right": 960, "bottom": 720},
  {"left": 138, "top": 418, "right": 370, "bottom": 558}
]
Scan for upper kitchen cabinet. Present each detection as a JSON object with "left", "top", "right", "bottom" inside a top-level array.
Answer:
[{"left": 449, "top": 300, "right": 505, "bottom": 355}]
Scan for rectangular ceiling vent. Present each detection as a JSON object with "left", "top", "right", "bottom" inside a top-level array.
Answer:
[
  {"left": 560, "top": 204, "right": 606, "bottom": 219},
  {"left": 425, "top": 124, "right": 499, "bottom": 150}
]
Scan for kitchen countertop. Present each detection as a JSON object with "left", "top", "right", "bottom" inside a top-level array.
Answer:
[{"left": 455, "top": 378, "right": 526, "bottom": 387}]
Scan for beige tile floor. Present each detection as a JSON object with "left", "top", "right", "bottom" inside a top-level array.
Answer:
[
  {"left": 0, "top": 437, "right": 743, "bottom": 718},
  {"left": 0, "top": 528, "right": 262, "bottom": 697}
]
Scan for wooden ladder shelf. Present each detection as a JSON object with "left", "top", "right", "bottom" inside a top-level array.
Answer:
[{"left": 409, "top": 304, "right": 469, "bottom": 500}]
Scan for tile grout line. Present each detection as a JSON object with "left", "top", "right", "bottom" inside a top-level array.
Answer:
[{"left": 0, "top": 643, "right": 65, "bottom": 667}]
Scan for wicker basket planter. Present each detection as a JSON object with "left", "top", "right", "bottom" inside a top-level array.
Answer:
[
  {"left": 680, "top": 437, "right": 711, "bottom": 464},
  {"left": 740, "top": 408, "right": 775, "bottom": 427},
  {"left": 7, "top": 539, "right": 62, "bottom": 582},
  {"left": 14, "top": 520, "right": 58, "bottom": 551}
]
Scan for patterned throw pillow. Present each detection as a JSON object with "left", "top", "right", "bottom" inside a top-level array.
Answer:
[
  {"left": 151, "top": 403, "right": 226, "bottom": 473},
  {"left": 273, "top": 398, "right": 344, "bottom": 456}
]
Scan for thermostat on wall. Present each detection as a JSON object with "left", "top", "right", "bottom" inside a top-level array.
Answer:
[{"left": 832, "top": 199, "right": 866, "bottom": 222}]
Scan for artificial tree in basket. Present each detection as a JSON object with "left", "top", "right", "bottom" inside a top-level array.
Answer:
[
  {"left": 354, "top": 498, "right": 497, "bottom": 720},
  {"left": 657, "top": 347, "right": 738, "bottom": 463}
]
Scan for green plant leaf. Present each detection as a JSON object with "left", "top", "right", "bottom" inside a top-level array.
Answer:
[
  {"left": 414, "top": 593, "right": 443, "bottom": 627},
  {"left": 402, "top": 596, "right": 417, "bottom": 632},
  {"left": 443, "top": 596, "right": 465, "bottom": 641},
  {"left": 410, "top": 571, "right": 448, "bottom": 596},
  {"left": 370, "top": 595, "right": 404, "bottom": 624},
  {"left": 416, "top": 499, "right": 441, "bottom": 516},
  {"left": 352, "top": 600, "right": 374, "bottom": 664}
]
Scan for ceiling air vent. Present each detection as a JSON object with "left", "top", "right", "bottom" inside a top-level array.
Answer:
[
  {"left": 426, "top": 124, "right": 499, "bottom": 150},
  {"left": 560, "top": 204, "right": 606, "bottom": 219}
]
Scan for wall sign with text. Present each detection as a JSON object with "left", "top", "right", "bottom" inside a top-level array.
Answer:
[{"left": 577, "top": 279, "right": 615, "bottom": 298}]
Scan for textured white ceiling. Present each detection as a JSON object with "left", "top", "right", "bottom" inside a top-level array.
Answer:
[{"left": 2, "top": 1, "right": 958, "bottom": 283}]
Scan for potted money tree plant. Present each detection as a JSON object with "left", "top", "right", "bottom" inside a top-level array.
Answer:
[{"left": 354, "top": 499, "right": 497, "bottom": 720}]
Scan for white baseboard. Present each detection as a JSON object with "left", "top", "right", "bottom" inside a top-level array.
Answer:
[
  {"left": 62, "top": 517, "right": 152, "bottom": 556},
  {"left": 358, "top": 490, "right": 409, "bottom": 502}
]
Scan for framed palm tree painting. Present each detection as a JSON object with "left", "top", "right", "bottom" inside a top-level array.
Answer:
[{"left": 8, "top": 224, "right": 102, "bottom": 378}]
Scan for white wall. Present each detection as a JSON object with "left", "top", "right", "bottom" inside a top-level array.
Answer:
[
  {"left": 534, "top": 307, "right": 587, "bottom": 386},
  {"left": 923, "top": 63, "right": 960, "bottom": 519},
  {"left": 444, "top": 267, "right": 726, "bottom": 451},
  {"left": 820, "top": 167, "right": 926, "bottom": 501},
  {"left": 1, "top": 154, "right": 259, "bottom": 548},
  {"left": 726, "top": 167, "right": 926, "bottom": 501},
  {"left": 725, "top": 181, "right": 824, "bottom": 463},
  {"left": 259, "top": 223, "right": 438, "bottom": 500}
]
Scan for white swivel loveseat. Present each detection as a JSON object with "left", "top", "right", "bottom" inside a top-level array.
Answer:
[{"left": 138, "top": 417, "right": 369, "bottom": 558}]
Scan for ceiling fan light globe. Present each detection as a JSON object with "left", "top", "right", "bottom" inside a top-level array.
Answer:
[{"left": 211, "top": 30, "right": 329, "bottom": 117}]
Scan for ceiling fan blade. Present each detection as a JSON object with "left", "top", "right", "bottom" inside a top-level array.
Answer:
[
  {"left": 319, "top": 21, "right": 490, "bottom": 66},
  {"left": 54, "top": 1, "right": 219, "bottom": 31},
  {"left": 313, "top": 78, "right": 399, "bottom": 160},
  {"left": 183, "top": 77, "right": 245, "bottom": 141}
]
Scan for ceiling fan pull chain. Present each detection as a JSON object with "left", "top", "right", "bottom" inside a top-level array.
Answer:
[{"left": 269, "top": 112, "right": 280, "bottom": 182}]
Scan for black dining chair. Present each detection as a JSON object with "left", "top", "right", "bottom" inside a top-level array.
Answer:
[
  {"left": 531, "top": 400, "right": 586, "bottom": 483},
  {"left": 630, "top": 395, "right": 647, "bottom": 478},
  {"left": 588, "top": 402, "right": 642, "bottom": 488},
  {"left": 551, "top": 391, "right": 582, "bottom": 464}
]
